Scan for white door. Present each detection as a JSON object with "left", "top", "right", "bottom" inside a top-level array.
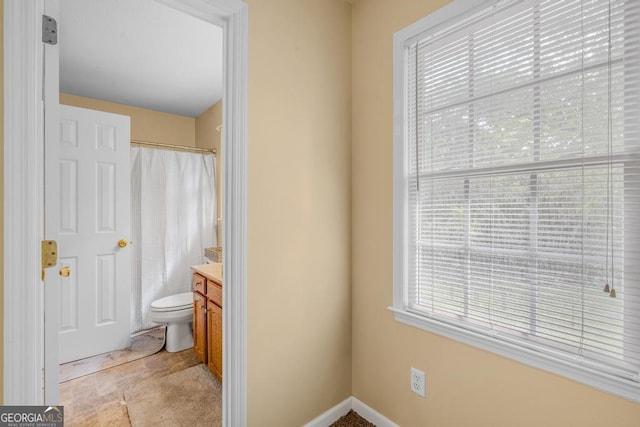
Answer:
[{"left": 51, "top": 105, "right": 132, "bottom": 364}]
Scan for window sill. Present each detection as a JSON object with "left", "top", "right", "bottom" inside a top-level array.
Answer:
[{"left": 388, "top": 306, "right": 640, "bottom": 403}]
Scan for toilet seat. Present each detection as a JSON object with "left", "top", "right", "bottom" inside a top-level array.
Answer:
[{"left": 150, "top": 292, "right": 193, "bottom": 312}]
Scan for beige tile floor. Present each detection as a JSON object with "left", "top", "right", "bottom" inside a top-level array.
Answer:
[{"left": 60, "top": 348, "right": 201, "bottom": 426}]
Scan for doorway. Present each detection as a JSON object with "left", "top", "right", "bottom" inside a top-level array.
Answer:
[
  {"left": 2, "top": 0, "right": 247, "bottom": 425},
  {"left": 55, "top": 0, "right": 222, "bottom": 364}
]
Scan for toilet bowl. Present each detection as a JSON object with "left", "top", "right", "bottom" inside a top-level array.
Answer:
[{"left": 150, "top": 292, "right": 194, "bottom": 352}]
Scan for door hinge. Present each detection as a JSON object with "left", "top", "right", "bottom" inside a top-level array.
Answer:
[
  {"left": 41, "top": 240, "right": 58, "bottom": 281},
  {"left": 42, "top": 15, "right": 57, "bottom": 45}
]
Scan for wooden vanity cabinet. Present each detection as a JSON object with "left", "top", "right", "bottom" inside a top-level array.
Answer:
[
  {"left": 207, "top": 299, "right": 222, "bottom": 380},
  {"left": 206, "top": 279, "right": 223, "bottom": 379},
  {"left": 193, "top": 290, "right": 207, "bottom": 363},
  {"left": 192, "top": 268, "right": 223, "bottom": 382}
]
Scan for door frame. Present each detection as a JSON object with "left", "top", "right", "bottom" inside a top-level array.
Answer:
[{"left": 3, "top": 1, "right": 248, "bottom": 425}]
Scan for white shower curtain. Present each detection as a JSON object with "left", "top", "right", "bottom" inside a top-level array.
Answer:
[{"left": 130, "top": 147, "right": 217, "bottom": 333}]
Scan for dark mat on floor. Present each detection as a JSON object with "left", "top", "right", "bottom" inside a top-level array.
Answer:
[{"left": 330, "top": 410, "right": 375, "bottom": 427}]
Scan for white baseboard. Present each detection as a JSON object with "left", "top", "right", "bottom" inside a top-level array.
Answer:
[
  {"left": 351, "top": 397, "right": 399, "bottom": 427},
  {"left": 303, "top": 396, "right": 399, "bottom": 427},
  {"left": 303, "top": 397, "right": 352, "bottom": 427}
]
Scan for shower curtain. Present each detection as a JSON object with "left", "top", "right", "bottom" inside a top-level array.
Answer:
[{"left": 130, "top": 147, "right": 217, "bottom": 333}]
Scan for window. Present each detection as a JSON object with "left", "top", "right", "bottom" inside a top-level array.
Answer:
[{"left": 392, "top": 0, "right": 640, "bottom": 401}]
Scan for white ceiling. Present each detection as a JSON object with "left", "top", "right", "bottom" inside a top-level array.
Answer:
[{"left": 59, "top": 0, "right": 223, "bottom": 118}]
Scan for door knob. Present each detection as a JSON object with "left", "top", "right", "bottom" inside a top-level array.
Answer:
[
  {"left": 59, "top": 266, "right": 71, "bottom": 277},
  {"left": 117, "top": 239, "right": 130, "bottom": 248}
]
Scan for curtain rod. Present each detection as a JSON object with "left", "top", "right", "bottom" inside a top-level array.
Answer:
[{"left": 131, "top": 139, "right": 216, "bottom": 155}]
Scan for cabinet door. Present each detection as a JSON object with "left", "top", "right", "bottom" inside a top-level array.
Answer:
[
  {"left": 207, "top": 300, "right": 222, "bottom": 381},
  {"left": 193, "top": 292, "right": 207, "bottom": 363}
]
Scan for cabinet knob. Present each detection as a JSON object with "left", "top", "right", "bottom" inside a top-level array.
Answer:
[{"left": 59, "top": 266, "right": 71, "bottom": 277}]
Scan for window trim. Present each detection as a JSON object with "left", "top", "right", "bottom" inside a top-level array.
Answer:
[{"left": 390, "top": 0, "right": 640, "bottom": 403}]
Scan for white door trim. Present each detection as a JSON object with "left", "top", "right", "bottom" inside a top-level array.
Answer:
[
  {"left": 3, "top": 0, "right": 47, "bottom": 405},
  {"left": 42, "top": 0, "right": 60, "bottom": 404},
  {"left": 3, "top": 1, "right": 248, "bottom": 425}
]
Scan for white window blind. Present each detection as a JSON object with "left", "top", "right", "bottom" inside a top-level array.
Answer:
[{"left": 396, "top": 0, "right": 640, "bottom": 396}]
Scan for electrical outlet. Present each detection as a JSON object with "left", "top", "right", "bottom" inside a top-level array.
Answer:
[{"left": 410, "top": 367, "right": 426, "bottom": 397}]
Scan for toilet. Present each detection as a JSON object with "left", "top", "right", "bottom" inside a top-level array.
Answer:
[{"left": 150, "top": 292, "right": 194, "bottom": 352}]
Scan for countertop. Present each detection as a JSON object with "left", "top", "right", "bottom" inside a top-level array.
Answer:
[{"left": 191, "top": 262, "right": 222, "bottom": 284}]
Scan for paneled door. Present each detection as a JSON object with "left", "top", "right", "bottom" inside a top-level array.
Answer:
[{"left": 51, "top": 105, "right": 132, "bottom": 363}]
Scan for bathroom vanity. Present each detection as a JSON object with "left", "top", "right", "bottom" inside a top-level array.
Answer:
[{"left": 191, "top": 263, "right": 223, "bottom": 381}]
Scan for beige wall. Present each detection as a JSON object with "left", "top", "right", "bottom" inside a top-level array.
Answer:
[
  {"left": 196, "top": 101, "right": 223, "bottom": 243},
  {"left": 245, "top": 0, "right": 352, "bottom": 425},
  {"left": 60, "top": 93, "right": 196, "bottom": 147},
  {"left": 350, "top": 1, "right": 640, "bottom": 426},
  {"left": 195, "top": 101, "right": 222, "bottom": 151}
]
